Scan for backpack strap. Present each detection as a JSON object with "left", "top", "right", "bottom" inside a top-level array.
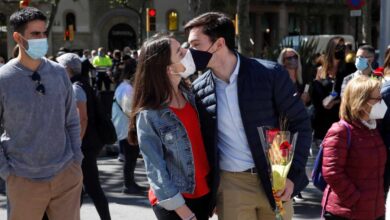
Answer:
[
  {"left": 113, "top": 98, "right": 124, "bottom": 113},
  {"left": 321, "top": 120, "right": 352, "bottom": 218},
  {"left": 339, "top": 120, "right": 351, "bottom": 148}
]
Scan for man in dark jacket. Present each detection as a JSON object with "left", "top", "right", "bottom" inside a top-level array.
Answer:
[{"left": 185, "top": 12, "right": 312, "bottom": 220}]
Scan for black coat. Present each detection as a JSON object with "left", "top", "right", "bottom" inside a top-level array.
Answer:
[
  {"left": 192, "top": 53, "right": 312, "bottom": 215},
  {"left": 71, "top": 75, "right": 103, "bottom": 153}
]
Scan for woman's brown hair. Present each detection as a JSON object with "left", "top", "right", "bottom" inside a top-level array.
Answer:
[
  {"left": 128, "top": 35, "right": 174, "bottom": 145},
  {"left": 318, "top": 36, "right": 345, "bottom": 79},
  {"left": 384, "top": 47, "right": 390, "bottom": 77},
  {"left": 340, "top": 75, "right": 381, "bottom": 123}
]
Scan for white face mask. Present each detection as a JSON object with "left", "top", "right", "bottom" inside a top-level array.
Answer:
[
  {"left": 178, "top": 49, "right": 196, "bottom": 79},
  {"left": 368, "top": 100, "right": 388, "bottom": 120}
]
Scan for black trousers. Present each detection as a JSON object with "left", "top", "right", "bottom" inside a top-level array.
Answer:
[
  {"left": 119, "top": 139, "right": 140, "bottom": 188},
  {"left": 96, "top": 72, "right": 111, "bottom": 91},
  {"left": 324, "top": 212, "right": 384, "bottom": 220},
  {"left": 81, "top": 148, "right": 111, "bottom": 220},
  {"left": 152, "top": 193, "right": 210, "bottom": 220}
]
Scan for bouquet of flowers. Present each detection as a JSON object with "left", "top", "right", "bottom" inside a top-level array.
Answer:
[{"left": 258, "top": 120, "right": 298, "bottom": 220}]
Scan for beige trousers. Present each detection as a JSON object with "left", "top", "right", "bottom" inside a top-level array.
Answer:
[
  {"left": 217, "top": 170, "right": 293, "bottom": 220},
  {"left": 6, "top": 162, "right": 83, "bottom": 220}
]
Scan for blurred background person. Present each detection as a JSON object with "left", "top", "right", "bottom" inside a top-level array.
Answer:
[
  {"left": 111, "top": 60, "right": 145, "bottom": 195},
  {"left": 278, "top": 48, "right": 310, "bottom": 105},
  {"left": 92, "top": 47, "right": 112, "bottom": 91},
  {"left": 311, "top": 36, "right": 352, "bottom": 142},
  {"left": 81, "top": 49, "right": 95, "bottom": 83},
  {"left": 131, "top": 50, "right": 139, "bottom": 62},
  {"left": 123, "top": 46, "right": 131, "bottom": 56},
  {"left": 110, "top": 49, "right": 123, "bottom": 86},
  {"left": 90, "top": 49, "right": 97, "bottom": 88},
  {"left": 341, "top": 45, "right": 376, "bottom": 96},
  {"left": 57, "top": 53, "right": 112, "bottom": 220}
]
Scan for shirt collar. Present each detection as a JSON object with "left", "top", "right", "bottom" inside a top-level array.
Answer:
[{"left": 212, "top": 53, "right": 240, "bottom": 84}]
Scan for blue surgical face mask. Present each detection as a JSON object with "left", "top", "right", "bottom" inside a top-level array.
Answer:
[
  {"left": 20, "top": 35, "right": 48, "bottom": 60},
  {"left": 355, "top": 57, "right": 369, "bottom": 71}
]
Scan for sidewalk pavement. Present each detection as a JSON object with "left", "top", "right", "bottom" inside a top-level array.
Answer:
[{"left": 0, "top": 150, "right": 329, "bottom": 220}]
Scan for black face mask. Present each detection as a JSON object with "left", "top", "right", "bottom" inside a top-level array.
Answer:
[
  {"left": 334, "top": 50, "right": 345, "bottom": 60},
  {"left": 189, "top": 48, "right": 213, "bottom": 71}
]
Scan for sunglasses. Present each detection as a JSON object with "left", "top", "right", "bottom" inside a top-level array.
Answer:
[
  {"left": 369, "top": 97, "right": 382, "bottom": 102},
  {"left": 284, "top": 55, "right": 298, "bottom": 61},
  {"left": 31, "top": 72, "right": 45, "bottom": 95}
]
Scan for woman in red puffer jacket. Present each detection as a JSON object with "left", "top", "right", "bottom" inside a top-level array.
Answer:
[{"left": 321, "top": 75, "right": 387, "bottom": 220}]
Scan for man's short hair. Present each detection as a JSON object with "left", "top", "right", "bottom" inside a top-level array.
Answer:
[
  {"left": 184, "top": 12, "right": 236, "bottom": 51},
  {"left": 9, "top": 7, "right": 47, "bottom": 34},
  {"left": 358, "top": 44, "right": 375, "bottom": 56}
]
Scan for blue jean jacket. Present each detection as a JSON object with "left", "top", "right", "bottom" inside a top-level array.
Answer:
[{"left": 136, "top": 90, "right": 199, "bottom": 210}]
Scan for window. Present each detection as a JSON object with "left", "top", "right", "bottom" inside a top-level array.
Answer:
[
  {"left": 167, "top": 10, "right": 178, "bottom": 31},
  {"left": 0, "top": 13, "right": 6, "bottom": 33},
  {"left": 65, "top": 12, "right": 76, "bottom": 41},
  {"left": 65, "top": 12, "right": 76, "bottom": 31}
]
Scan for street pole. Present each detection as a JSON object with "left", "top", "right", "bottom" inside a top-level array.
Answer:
[
  {"left": 355, "top": 17, "right": 358, "bottom": 49},
  {"left": 379, "top": 0, "right": 390, "bottom": 65}
]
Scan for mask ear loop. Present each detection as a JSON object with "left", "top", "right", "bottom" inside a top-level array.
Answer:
[{"left": 17, "top": 34, "right": 29, "bottom": 51}]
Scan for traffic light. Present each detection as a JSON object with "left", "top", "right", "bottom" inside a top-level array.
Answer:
[
  {"left": 19, "top": 0, "right": 30, "bottom": 8},
  {"left": 64, "top": 29, "right": 70, "bottom": 41},
  {"left": 234, "top": 13, "right": 239, "bottom": 36},
  {"left": 64, "top": 25, "right": 74, "bottom": 41},
  {"left": 146, "top": 8, "right": 156, "bottom": 32}
]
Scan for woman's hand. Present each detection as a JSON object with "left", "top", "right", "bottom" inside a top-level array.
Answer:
[
  {"left": 175, "top": 204, "right": 197, "bottom": 220},
  {"left": 323, "top": 99, "right": 340, "bottom": 109}
]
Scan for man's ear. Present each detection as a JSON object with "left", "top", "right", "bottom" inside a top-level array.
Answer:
[
  {"left": 216, "top": 37, "right": 226, "bottom": 50},
  {"left": 13, "top": 32, "right": 22, "bottom": 44}
]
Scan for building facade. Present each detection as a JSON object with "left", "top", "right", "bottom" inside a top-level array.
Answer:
[
  {"left": 248, "top": 0, "right": 380, "bottom": 57},
  {"left": 0, "top": 0, "right": 192, "bottom": 59},
  {"left": 0, "top": 0, "right": 380, "bottom": 59}
]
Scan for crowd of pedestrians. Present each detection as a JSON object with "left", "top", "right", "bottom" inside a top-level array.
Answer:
[{"left": 1, "top": 6, "right": 390, "bottom": 220}]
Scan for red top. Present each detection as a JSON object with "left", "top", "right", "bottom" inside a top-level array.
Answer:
[{"left": 149, "top": 102, "right": 210, "bottom": 205}]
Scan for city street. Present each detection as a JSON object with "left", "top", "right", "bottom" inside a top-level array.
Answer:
[
  {"left": 0, "top": 0, "right": 390, "bottom": 220},
  {"left": 0, "top": 151, "right": 323, "bottom": 220}
]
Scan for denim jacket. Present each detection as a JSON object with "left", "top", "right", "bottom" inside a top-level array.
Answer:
[{"left": 136, "top": 88, "right": 199, "bottom": 210}]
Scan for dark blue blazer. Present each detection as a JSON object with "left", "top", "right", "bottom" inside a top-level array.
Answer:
[
  {"left": 192, "top": 53, "right": 312, "bottom": 214},
  {"left": 380, "top": 80, "right": 390, "bottom": 192}
]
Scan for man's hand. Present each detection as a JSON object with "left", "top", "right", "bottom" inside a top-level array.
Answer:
[{"left": 276, "top": 178, "right": 294, "bottom": 201}]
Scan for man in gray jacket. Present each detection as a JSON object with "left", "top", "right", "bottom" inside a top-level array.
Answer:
[{"left": 0, "top": 7, "right": 83, "bottom": 220}]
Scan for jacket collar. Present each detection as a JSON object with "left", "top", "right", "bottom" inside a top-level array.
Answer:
[{"left": 160, "top": 84, "right": 196, "bottom": 117}]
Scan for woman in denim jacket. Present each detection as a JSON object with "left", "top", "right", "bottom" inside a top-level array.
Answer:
[{"left": 128, "top": 35, "right": 211, "bottom": 220}]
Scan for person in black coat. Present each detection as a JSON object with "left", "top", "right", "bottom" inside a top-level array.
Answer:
[{"left": 185, "top": 12, "right": 312, "bottom": 220}]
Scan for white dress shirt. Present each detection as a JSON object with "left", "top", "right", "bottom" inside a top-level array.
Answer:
[{"left": 213, "top": 55, "right": 255, "bottom": 172}]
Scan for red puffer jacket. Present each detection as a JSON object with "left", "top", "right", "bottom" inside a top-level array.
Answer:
[{"left": 321, "top": 120, "right": 387, "bottom": 220}]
